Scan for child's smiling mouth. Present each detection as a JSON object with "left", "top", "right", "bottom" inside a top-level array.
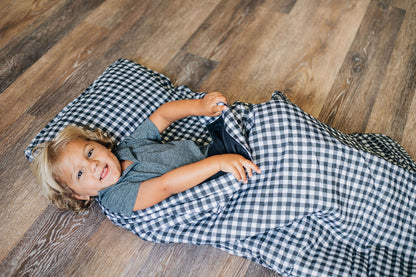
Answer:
[{"left": 100, "top": 164, "right": 108, "bottom": 181}]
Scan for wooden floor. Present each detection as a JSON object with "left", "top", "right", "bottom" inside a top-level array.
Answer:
[{"left": 1, "top": 0, "right": 415, "bottom": 276}]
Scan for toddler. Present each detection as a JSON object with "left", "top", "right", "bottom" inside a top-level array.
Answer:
[{"left": 31, "top": 92, "right": 261, "bottom": 215}]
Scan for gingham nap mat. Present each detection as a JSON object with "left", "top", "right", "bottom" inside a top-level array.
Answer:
[{"left": 100, "top": 91, "right": 416, "bottom": 276}]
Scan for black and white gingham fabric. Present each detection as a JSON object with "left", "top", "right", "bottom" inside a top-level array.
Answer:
[
  {"left": 27, "top": 60, "right": 416, "bottom": 276},
  {"left": 25, "top": 59, "right": 208, "bottom": 161},
  {"left": 100, "top": 92, "right": 416, "bottom": 276}
]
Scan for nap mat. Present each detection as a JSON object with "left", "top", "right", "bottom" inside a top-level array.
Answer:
[{"left": 99, "top": 91, "right": 416, "bottom": 276}]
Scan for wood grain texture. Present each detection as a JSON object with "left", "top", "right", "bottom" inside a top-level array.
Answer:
[
  {"left": 318, "top": 0, "right": 406, "bottom": 133},
  {"left": 0, "top": 0, "right": 63, "bottom": 48},
  {"left": 197, "top": 0, "right": 371, "bottom": 108},
  {"left": 0, "top": 204, "right": 105, "bottom": 276},
  {"left": 163, "top": 50, "right": 218, "bottom": 91},
  {"left": 64, "top": 220, "right": 154, "bottom": 276},
  {"left": 366, "top": 0, "right": 416, "bottom": 144},
  {"left": 0, "top": 0, "right": 106, "bottom": 93},
  {"left": 136, "top": 243, "right": 252, "bottom": 277},
  {"left": 183, "top": 0, "right": 269, "bottom": 61},
  {"left": 124, "top": 0, "right": 222, "bottom": 71},
  {"left": 1, "top": 0, "right": 415, "bottom": 276}
]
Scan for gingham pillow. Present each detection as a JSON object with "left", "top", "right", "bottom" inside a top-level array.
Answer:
[{"left": 25, "top": 59, "right": 207, "bottom": 161}]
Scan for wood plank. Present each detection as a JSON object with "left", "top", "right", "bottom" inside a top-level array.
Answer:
[
  {"left": 0, "top": 169, "right": 48, "bottom": 262},
  {"left": 197, "top": 0, "right": 370, "bottom": 110},
  {"left": 0, "top": 0, "right": 62, "bottom": 48},
  {"left": 180, "top": 246, "right": 252, "bottom": 276},
  {"left": 136, "top": 243, "right": 253, "bottom": 276},
  {"left": 0, "top": 0, "right": 106, "bottom": 93},
  {"left": 245, "top": 262, "right": 282, "bottom": 277},
  {"left": 274, "top": 0, "right": 297, "bottom": 14},
  {"left": 120, "top": 0, "right": 222, "bottom": 72},
  {"left": 63, "top": 220, "right": 154, "bottom": 276},
  {"left": 0, "top": 114, "right": 50, "bottom": 261},
  {"left": 402, "top": 91, "right": 416, "bottom": 160},
  {"left": 163, "top": 50, "right": 218, "bottom": 91},
  {"left": 318, "top": 0, "right": 406, "bottom": 133},
  {"left": 0, "top": 204, "right": 105, "bottom": 275},
  {"left": 183, "top": 0, "right": 276, "bottom": 62},
  {"left": 134, "top": 243, "right": 203, "bottom": 276},
  {"left": 187, "top": 0, "right": 291, "bottom": 104},
  {"left": 391, "top": 0, "right": 416, "bottom": 160},
  {"left": 365, "top": 0, "right": 416, "bottom": 152},
  {"left": 274, "top": 0, "right": 371, "bottom": 116}
]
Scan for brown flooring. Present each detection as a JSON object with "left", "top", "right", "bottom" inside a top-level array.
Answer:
[{"left": 1, "top": 0, "right": 415, "bottom": 276}]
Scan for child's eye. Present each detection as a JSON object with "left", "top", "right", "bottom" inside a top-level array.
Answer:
[
  {"left": 77, "top": 170, "right": 83, "bottom": 179},
  {"left": 87, "top": 149, "right": 93, "bottom": 158}
]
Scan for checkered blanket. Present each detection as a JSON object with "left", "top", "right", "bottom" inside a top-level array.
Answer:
[{"left": 99, "top": 90, "right": 416, "bottom": 276}]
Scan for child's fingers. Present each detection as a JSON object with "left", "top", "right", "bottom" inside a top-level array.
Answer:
[
  {"left": 241, "top": 160, "right": 261, "bottom": 182},
  {"left": 241, "top": 162, "right": 253, "bottom": 178},
  {"left": 228, "top": 163, "right": 242, "bottom": 181},
  {"left": 230, "top": 169, "right": 242, "bottom": 182},
  {"left": 219, "top": 155, "right": 260, "bottom": 183},
  {"left": 215, "top": 95, "right": 228, "bottom": 106},
  {"left": 214, "top": 104, "right": 228, "bottom": 114},
  {"left": 206, "top": 92, "right": 225, "bottom": 102},
  {"left": 234, "top": 159, "right": 261, "bottom": 183},
  {"left": 231, "top": 164, "right": 246, "bottom": 183},
  {"left": 242, "top": 159, "right": 261, "bottom": 174},
  {"left": 208, "top": 104, "right": 227, "bottom": 117},
  {"left": 209, "top": 92, "right": 228, "bottom": 106},
  {"left": 203, "top": 92, "right": 228, "bottom": 116},
  {"left": 237, "top": 165, "right": 248, "bottom": 183},
  {"left": 246, "top": 167, "right": 253, "bottom": 178},
  {"left": 210, "top": 91, "right": 226, "bottom": 99}
]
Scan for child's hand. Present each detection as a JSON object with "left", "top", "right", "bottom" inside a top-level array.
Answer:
[
  {"left": 200, "top": 92, "right": 228, "bottom": 117},
  {"left": 217, "top": 154, "right": 261, "bottom": 183}
]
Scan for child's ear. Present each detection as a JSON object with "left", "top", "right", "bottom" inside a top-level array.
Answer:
[{"left": 73, "top": 193, "right": 90, "bottom": 201}]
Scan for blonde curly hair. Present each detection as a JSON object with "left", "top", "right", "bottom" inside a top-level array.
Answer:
[{"left": 30, "top": 125, "right": 115, "bottom": 212}]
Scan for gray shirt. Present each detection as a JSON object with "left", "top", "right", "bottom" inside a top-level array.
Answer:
[{"left": 98, "top": 119, "right": 206, "bottom": 216}]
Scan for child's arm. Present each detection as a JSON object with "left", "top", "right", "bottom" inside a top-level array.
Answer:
[
  {"left": 149, "top": 92, "right": 228, "bottom": 132},
  {"left": 133, "top": 154, "right": 261, "bottom": 211}
]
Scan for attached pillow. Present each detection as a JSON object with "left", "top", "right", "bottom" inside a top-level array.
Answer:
[{"left": 25, "top": 59, "right": 209, "bottom": 161}]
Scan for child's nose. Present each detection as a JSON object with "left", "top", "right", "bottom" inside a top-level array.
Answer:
[{"left": 89, "top": 160, "right": 99, "bottom": 172}]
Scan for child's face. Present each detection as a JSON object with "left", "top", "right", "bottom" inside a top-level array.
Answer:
[{"left": 58, "top": 139, "right": 122, "bottom": 200}]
